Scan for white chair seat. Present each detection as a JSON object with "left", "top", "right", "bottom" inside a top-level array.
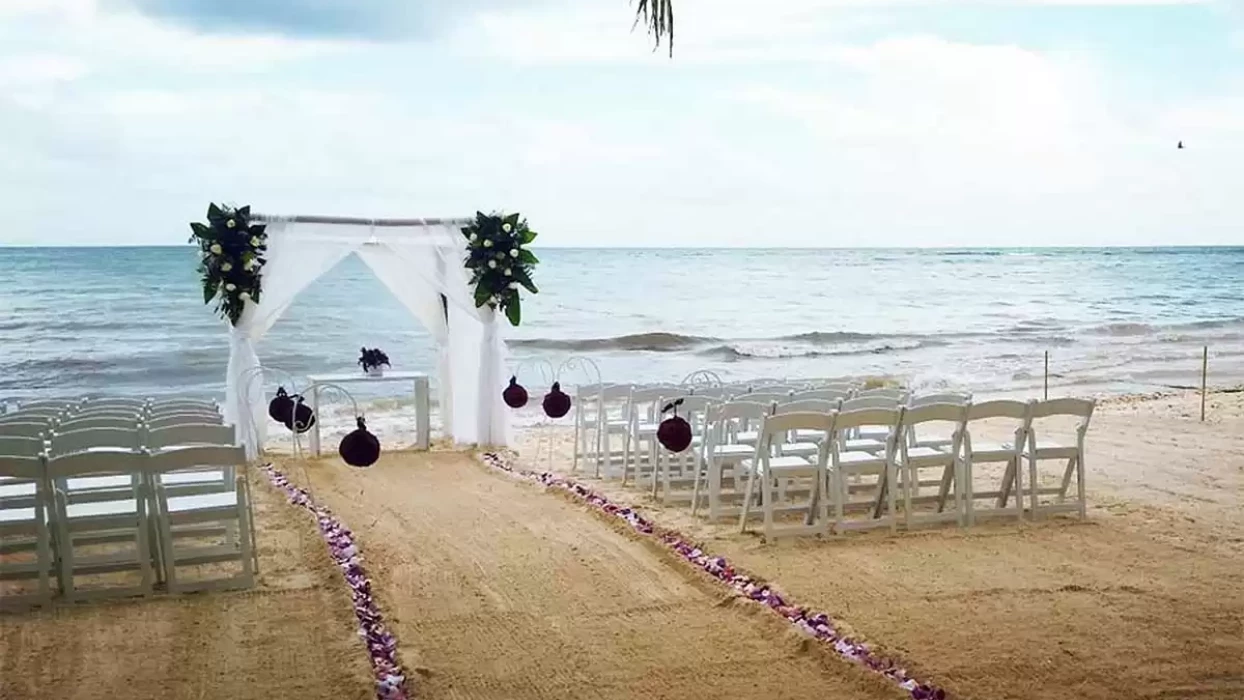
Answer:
[
  {"left": 907, "top": 446, "right": 948, "bottom": 459},
  {"left": 780, "top": 442, "right": 820, "bottom": 457},
  {"left": 969, "top": 442, "right": 1017, "bottom": 459},
  {"left": 1024, "top": 442, "right": 1078, "bottom": 459},
  {"left": 793, "top": 429, "right": 828, "bottom": 442},
  {"left": 65, "top": 499, "right": 138, "bottom": 519},
  {"left": 742, "top": 456, "right": 812, "bottom": 473},
  {"left": 167, "top": 491, "right": 238, "bottom": 513},
  {"left": 844, "top": 438, "right": 885, "bottom": 451},
  {"left": 709, "top": 444, "right": 754, "bottom": 458},
  {"left": 838, "top": 450, "right": 885, "bottom": 466},
  {"left": 736, "top": 430, "right": 760, "bottom": 444},
  {"left": 0, "top": 507, "right": 36, "bottom": 523}
]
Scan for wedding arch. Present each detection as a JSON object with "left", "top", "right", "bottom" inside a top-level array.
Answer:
[{"left": 191, "top": 208, "right": 528, "bottom": 457}]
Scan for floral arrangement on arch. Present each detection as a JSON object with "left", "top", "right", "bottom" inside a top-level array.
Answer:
[
  {"left": 188, "top": 203, "right": 267, "bottom": 325},
  {"left": 462, "top": 211, "right": 538, "bottom": 326}
]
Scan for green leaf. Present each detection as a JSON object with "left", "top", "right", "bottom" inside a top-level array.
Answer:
[
  {"left": 513, "top": 268, "right": 539, "bottom": 295},
  {"left": 503, "top": 212, "right": 520, "bottom": 228},
  {"left": 207, "top": 203, "right": 223, "bottom": 220},
  {"left": 473, "top": 282, "right": 491, "bottom": 308},
  {"left": 202, "top": 280, "right": 216, "bottom": 304},
  {"left": 237, "top": 205, "right": 251, "bottom": 219},
  {"left": 190, "top": 222, "right": 209, "bottom": 237},
  {"left": 504, "top": 294, "right": 521, "bottom": 326},
  {"left": 518, "top": 249, "right": 539, "bottom": 265},
  {"left": 521, "top": 229, "right": 538, "bottom": 245}
]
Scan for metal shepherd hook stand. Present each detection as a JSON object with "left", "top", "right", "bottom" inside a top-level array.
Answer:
[
  {"left": 557, "top": 356, "right": 603, "bottom": 474},
  {"left": 238, "top": 365, "right": 304, "bottom": 457},
  {"left": 510, "top": 358, "right": 556, "bottom": 469}
]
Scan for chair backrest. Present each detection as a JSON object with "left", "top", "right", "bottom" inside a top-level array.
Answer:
[
  {"left": 901, "top": 403, "right": 968, "bottom": 430},
  {"left": 756, "top": 412, "right": 836, "bottom": 450},
  {"left": 145, "top": 423, "right": 237, "bottom": 450},
  {"left": 854, "top": 387, "right": 907, "bottom": 401},
  {"left": 55, "top": 415, "right": 142, "bottom": 432},
  {"left": 146, "top": 444, "right": 245, "bottom": 474},
  {"left": 147, "top": 399, "right": 217, "bottom": 410},
  {"left": 48, "top": 427, "right": 140, "bottom": 456},
  {"left": 1029, "top": 398, "right": 1096, "bottom": 439},
  {"left": 146, "top": 413, "right": 224, "bottom": 430},
  {"left": 774, "top": 399, "right": 839, "bottom": 415},
  {"left": 16, "top": 399, "right": 80, "bottom": 412},
  {"left": 0, "top": 436, "right": 46, "bottom": 457},
  {"left": 807, "top": 381, "right": 858, "bottom": 394},
  {"left": 1, "top": 407, "right": 62, "bottom": 421},
  {"left": 734, "top": 392, "right": 787, "bottom": 409},
  {"left": 45, "top": 449, "right": 143, "bottom": 480},
  {"left": 833, "top": 407, "right": 902, "bottom": 436},
  {"left": 789, "top": 389, "right": 850, "bottom": 404},
  {"left": 0, "top": 454, "right": 43, "bottom": 480},
  {"left": 63, "top": 408, "right": 143, "bottom": 421},
  {"left": 688, "top": 386, "right": 732, "bottom": 399},
  {"left": 750, "top": 385, "right": 799, "bottom": 396},
  {"left": 909, "top": 392, "right": 971, "bottom": 408},
  {"left": 840, "top": 395, "right": 901, "bottom": 412},
  {"left": 0, "top": 422, "right": 50, "bottom": 439},
  {"left": 80, "top": 396, "right": 148, "bottom": 409},
  {"left": 966, "top": 399, "right": 1032, "bottom": 422}
]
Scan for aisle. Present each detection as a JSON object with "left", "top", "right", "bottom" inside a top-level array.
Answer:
[{"left": 279, "top": 451, "right": 903, "bottom": 700}]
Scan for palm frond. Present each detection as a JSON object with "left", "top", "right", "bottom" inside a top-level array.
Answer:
[{"left": 633, "top": 0, "right": 674, "bottom": 57}]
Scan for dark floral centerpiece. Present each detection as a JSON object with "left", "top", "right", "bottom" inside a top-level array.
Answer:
[
  {"left": 358, "top": 347, "right": 390, "bottom": 376},
  {"left": 462, "top": 211, "right": 538, "bottom": 326},
  {"left": 188, "top": 203, "right": 267, "bottom": 325}
]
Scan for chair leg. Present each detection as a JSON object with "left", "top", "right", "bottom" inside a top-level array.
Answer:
[
  {"left": 691, "top": 456, "right": 707, "bottom": 516},
  {"left": 238, "top": 487, "right": 255, "bottom": 588},
  {"left": 738, "top": 466, "right": 757, "bottom": 533},
  {"left": 1028, "top": 453, "right": 1040, "bottom": 520},
  {"left": 54, "top": 493, "right": 75, "bottom": 603},
  {"left": 886, "top": 461, "right": 898, "bottom": 533},
  {"left": 762, "top": 471, "right": 775, "bottom": 541},
  {"left": 1074, "top": 452, "right": 1087, "bottom": 519},
  {"left": 36, "top": 503, "right": 52, "bottom": 605}
]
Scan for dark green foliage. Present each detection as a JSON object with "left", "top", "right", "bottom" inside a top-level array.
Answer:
[
  {"left": 188, "top": 203, "right": 267, "bottom": 326},
  {"left": 461, "top": 211, "right": 539, "bottom": 327},
  {"left": 634, "top": 0, "right": 674, "bottom": 56}
]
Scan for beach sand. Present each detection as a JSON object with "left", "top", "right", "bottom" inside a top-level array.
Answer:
[
  {"left": 270, "top": 450, "right": 907, "bottom": 700},
  {"left": 510, "top": 389, "right": 1244, "bottom": 700},
  {"left": 0, "top": 466, "right": 374, "bottom": 700}
]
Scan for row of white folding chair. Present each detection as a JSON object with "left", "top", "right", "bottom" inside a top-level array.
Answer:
[
  {"left": 730, "top": 397, "right": 1094, "bottom": 539},
  {"left": 0, "top": 444, "right": 254, "bottom": 606},
  {"left": 572, "top": 383, "right": 630, "bottom": 475}
]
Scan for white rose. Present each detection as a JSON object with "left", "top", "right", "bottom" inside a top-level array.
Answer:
[
  {"left": 250, "top": 236, "right": 261, "bottom": 247},
  {"left": 239, "top": 291, "right": 251, "bottom": 300},
  {"left": 221, "top": 262, "right": 233, "bottom": 272},
  {"left": 509, "top": 282, "right": 519, "bottom": 290},
  {"left": 502, "top": 223, "right": 512, "bottom": 233},
  {"left": 510, "top": 249, "right": 519, "bottom": 258},
  {"left": 469, "top": 233, "right": 478, "bottom": 243},
  {"left": 209, "top": 244, "right": 222, "bottom": 255},
  {"left": 488, "top": 260, "right": 497, "bottom": 269},
  {"left": 225, "top": 283, "right": 237, "bottom": 291},
  {"left": 226, "top": 219, "right": 236, "bottom": 229},
  {"left": 504, "top": 268, "right": 512, "bottom": 276},
  {"left": 490, "top": 295, "right": 500, "bottom": 305},
  {"left": 483, "top": 239, "right": 493, "bottom": 248},
  {"left": 244, "top": 258, "right": 255, "bottom": 270}
]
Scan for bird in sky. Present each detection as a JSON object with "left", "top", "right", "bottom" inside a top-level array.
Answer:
[{"left": 1178, "top": 141, "right": 1184, "bottom": 149}]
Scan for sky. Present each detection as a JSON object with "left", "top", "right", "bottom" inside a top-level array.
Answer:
[{"left": 0, "top": 0, "right": 1240, "bottom": 247}]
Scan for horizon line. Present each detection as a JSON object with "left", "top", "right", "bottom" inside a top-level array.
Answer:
[{"left": 2, "top": 243, "right": 1243, "bottom": 251}]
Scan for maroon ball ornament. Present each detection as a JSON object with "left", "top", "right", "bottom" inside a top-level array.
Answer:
[
  {"left": 657, "top": 398, "right": 693, "bottom": 453},
  {"left": 542, "top": 382, "right": 572, "bottom": 419},
  {"left": 503, "top": 376, "right": 529, "bottom": 409},
  {"left": 268, "top": 386, "right": 294, "bottom": 424},
  {"left": 339, "top": 416, "right": 381, "bottom": 468}
]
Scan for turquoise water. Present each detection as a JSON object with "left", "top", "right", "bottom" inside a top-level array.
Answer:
[{"left": 1, "top": 246, "right": 1242, "bottom": 401}]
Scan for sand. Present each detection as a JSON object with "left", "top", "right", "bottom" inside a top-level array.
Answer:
[
  {"left": 515, "top": 389, "right": 1244, "bottom": 700},
  {"left": 271, "top": 450, "right": 907, "bottom": 700},
  {"left": 0, "top": 467, "right": 374, "bottom": 700}
]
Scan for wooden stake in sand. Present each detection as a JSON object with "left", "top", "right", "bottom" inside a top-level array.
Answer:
[
  {"left": 1201, "top": 346, "right": 1208, "bottom": 422},
  {"left": 1044, "top": 351, "right": 1050, "bottom": 401}
]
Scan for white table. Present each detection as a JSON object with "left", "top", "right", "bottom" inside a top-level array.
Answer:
[{"left": 306, "top": 371, "right": 430, "bottom": 456}]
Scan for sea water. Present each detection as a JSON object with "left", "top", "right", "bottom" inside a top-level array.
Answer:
[{"left": 1, "top": 246, "right": 1242, "bottom": 403}]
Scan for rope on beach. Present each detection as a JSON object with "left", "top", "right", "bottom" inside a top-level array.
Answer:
[
  {"left": 478, "top": 451, "right": 947, "bottom": 700},
  {"left": 258, "top": 464, "right": 409, "bottom": 700}
]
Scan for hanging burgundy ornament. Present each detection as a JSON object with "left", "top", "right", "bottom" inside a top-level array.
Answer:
[
  {"left": 542, "top": 382, "right": 571, "bottom": 419},
  {"left": 283, "top": 394, "right": 317, "bottom": 434},
  {"left": 339, "top": 416, "right": 381, "bottom": 468},
  {"left": 268, "top": 386, "right": 294, "bottom": 424},
  {"left": 503, "top": 376, "right": 529, "bottom": 409},
  {"left": 657, "top": 398, "right": 693, "bottom": 453}
]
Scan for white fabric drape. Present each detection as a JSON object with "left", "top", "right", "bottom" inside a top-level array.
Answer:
[{"left": 224, "top": 217, "right": 510, "bottom": 456}]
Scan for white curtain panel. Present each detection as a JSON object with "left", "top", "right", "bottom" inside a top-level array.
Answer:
[{"left": 224, "top": 218, "right": 510, "bottom": 457}]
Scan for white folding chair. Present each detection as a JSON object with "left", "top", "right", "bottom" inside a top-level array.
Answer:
[
  {"left": 0, "top": 436, "right": 45, "bottom": 458},
  {"left": 54, "top": 415, "right": 142, "bottom": 433},
  {"left": 774, "top": 399, "right": 841, "bottom": 458},
  {"left": 0, "top": 454, "right": 55, "bottom": 609},
  {"left": 894, "top": 403, "right": 968, "bottom": 528},
  {"left": 906, "top": 392, "right": 971, "bottom": 448},
  {"left": 729, "top": 393, "right": 784, "bottom": 446},
  {"left": 145, "top": 424, "right": 239, "bottom": 495},
  {"left": 147, "top": 445, "right": 255, "bottom": 593},
  {"left": 837, "top": 395, "right": 899, "bottom": 453},
  {"left": 828, "top": 407, "right": 902, "bottom": 533},
  {"left": 79, "top": 396, "right": 148, "bottom": 411},
  {"left": 693, "top": 401, "right": 769, "bottom": 520},
  {"left": 1024, "top": 398, "right": 1095, "bottom": 520},
  {"left": 1, "top": 407, "right": 63, "bottom": 422},
  {"left": 47, "top": 450, "right": 153, "bottom": 601},
  {"left": 738, "top": 412, "right": 833, "bottom": 540},
  {"left": 688, "top": 386, "right": 733, "bottom": 400},
  {"left": 621, "top": 386, "right": 673, "bottom": 486},
  {"left": 47, "top": 427, "right": 141, "bottom": 457},
  {"left": 960, "top": 399, "right": 1033, "bottom": 525},
  {"left": 593, "top": 384, "right": 636, "bottom": 477}
]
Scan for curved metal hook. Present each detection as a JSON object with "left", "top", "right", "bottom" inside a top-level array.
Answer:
[
  {"left": 681, "top": 369, "right": 723, "bottom": 387},
  {"left": 556, "top": 355, "right": 602, "bottom": 387},
  {"left": 238, "top": 365, "right": 304, "bottom": 453},
  {"left": 510, "top": 358, "right": 556, "bottom": 387}
]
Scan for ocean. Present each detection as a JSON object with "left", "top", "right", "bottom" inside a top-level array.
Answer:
[{"left": 2, "top": 246, "right": 1243, "bottom": 405}]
